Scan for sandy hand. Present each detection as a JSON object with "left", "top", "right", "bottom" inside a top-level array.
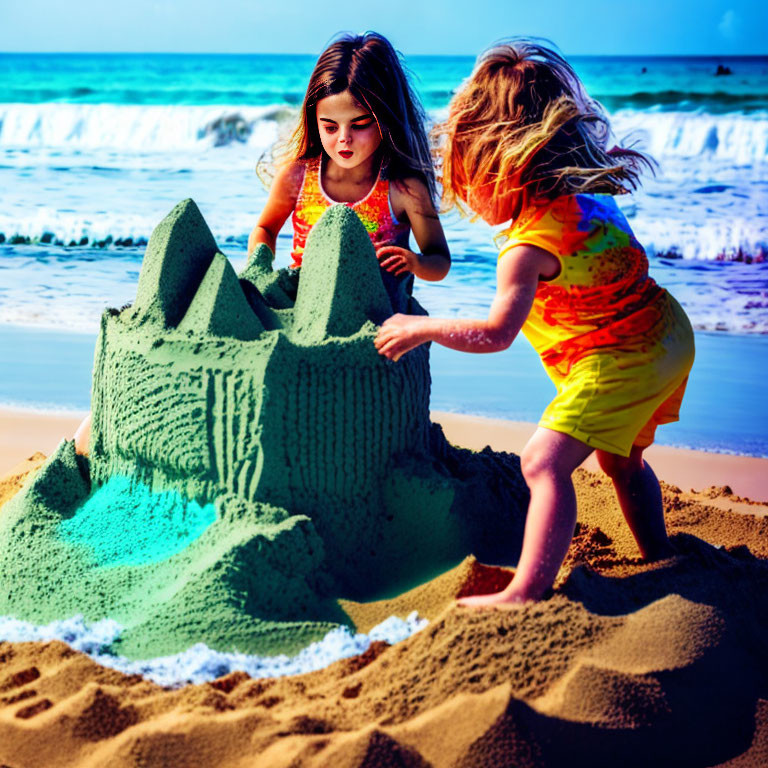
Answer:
[{"left": 374, "top": 313, "right": 431, "bottom": 362}]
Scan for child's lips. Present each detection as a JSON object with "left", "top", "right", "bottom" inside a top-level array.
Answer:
[{"left": 339, "top": 150, "right": 353, "bottom": 159}]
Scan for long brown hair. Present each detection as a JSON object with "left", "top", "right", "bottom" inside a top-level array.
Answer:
[
  {"left": 436, "top": 39, "right": 653, "bottom": 218},
  {"left": 265, "top": 32, "right": 436, "bottom": 201}
]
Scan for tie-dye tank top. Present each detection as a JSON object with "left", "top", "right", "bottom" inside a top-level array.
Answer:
[
  {"left": 500, "top": 194, "right": 668, "bottom": 380},
  {"left": 290, "top": 157, "right": 409, "bottom": 268}
]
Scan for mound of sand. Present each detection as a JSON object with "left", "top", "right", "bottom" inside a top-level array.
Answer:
[
  {"left": 1, "top": 463, "right": 767, "bottom": 766},
  {"left": 0, "top": 200, "right": 527, "bottom": 659}
]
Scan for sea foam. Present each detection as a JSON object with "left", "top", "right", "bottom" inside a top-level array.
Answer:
[{"left": 0, "top": 612, "right": 428, "bottom": 687}]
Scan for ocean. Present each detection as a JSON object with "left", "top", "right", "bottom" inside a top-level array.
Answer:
[{"left": 1, "top": 53, "right": 767, "bottom": 455}]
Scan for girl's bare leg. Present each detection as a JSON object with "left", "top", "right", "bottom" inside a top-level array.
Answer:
[
  {"left": 459, "top": 427, "right": 593, "bottom": 608},
  {"left": 595, "top": 445, "right": 675, "bottom": 560},
  {"left": 74, "top": 412, "right": 91, "bottom": 456}
]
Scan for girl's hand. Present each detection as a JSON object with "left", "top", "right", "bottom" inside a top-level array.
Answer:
[
  {"left": 387, "top": 177, "right": 451, "bottom": 281},
  {"left": 375, "top": 314, "right": 431, "bottom": 362},
  {"left": 376, "top": 245, "right": 420, "bottom": 276}
]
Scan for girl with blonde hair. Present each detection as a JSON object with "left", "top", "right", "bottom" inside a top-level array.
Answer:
[{"left": 376, "top": 39, "right": 695, "bottom": 606}]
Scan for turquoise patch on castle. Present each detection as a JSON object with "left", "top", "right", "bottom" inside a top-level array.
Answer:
[{"left": 59, "top": 476, "right": 217, "bottom": 567}]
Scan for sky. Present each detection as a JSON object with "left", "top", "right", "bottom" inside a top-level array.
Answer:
[{"left": 1, "top": 0, "right": 767, "bottom": 56}]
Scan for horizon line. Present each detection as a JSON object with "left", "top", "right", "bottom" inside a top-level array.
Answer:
[{"left": 2, "top": 50, "right": 767, "bottom": 58}]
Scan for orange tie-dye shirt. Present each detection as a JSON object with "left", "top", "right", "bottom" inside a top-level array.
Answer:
[{"left": 500, "top": 194, "right": 668, "bottom": 381}]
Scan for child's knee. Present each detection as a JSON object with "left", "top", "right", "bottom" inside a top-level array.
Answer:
[
  {"left": 521, "top": 444, "right": 561, "bottom": 484},
  {"left": 596, "top": 449, "right": 641, "bottom": 481}
]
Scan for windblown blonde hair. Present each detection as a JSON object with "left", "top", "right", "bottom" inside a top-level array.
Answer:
[{"left": 436, "top": 39, "right": 653, "bottom": 218}]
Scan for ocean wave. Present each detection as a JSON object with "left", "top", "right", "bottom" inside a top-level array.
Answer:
[
  {"left": 611, "top": 110, "right": 768, "bottom": 164},
  {"left": 596, "top": 90, "right": 768, "bottom": 113},
  {"left": 1, "top": 103, "right": 767, "bottom": 164},
  {"left": 0, "top": 230, "right": 763, "bottom": 266},
  {"left": 634, "top": 218, "right": 767, "bottom": 263},
  {"left": 0, "top": 209, "right": 255, "bottom": 250},
  {"left": 1, "top": 215, "right": 764, "bottom": 264},
  {"left": 0, "top": 234, "right": 763, "bottom": 269},
  {"left": 5, "top": 84, "right": 766, "bottom": 114},
  {"left": 0, "top": 103, "right": 291, "bottom": 152}
]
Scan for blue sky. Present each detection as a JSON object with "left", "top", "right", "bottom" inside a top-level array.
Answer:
[{"left": 2, "top": 0, "right": 766, "bottom": 55}]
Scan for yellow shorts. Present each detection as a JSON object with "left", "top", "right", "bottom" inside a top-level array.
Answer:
[{"left": 538, "top": 299, "right": 695, "bottom": 457}]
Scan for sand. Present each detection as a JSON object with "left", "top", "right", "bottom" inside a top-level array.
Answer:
[
  {"left": 1, "top": 446, "right": 767, "bottom": 766},
  {"left": 1, "top": 407, "right": 768, "bottom": 766}
]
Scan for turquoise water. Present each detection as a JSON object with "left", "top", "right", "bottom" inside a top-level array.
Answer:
[{"left": 2, "top": 53, "right": 767, "bottom": 112}]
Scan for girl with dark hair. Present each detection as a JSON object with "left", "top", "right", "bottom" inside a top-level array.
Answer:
[
  {"left": 73, "top": 34, "right": 446, "bottom": 457},
  {"left": 249, "top": 32, "right": 450, "bottom": 285},
  {"left": 375, "top": 39, "right": 695, "bottom": 607}
]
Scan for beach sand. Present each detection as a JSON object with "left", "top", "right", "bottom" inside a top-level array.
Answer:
[{"left": 1, "top": 407, "right": 767, "bottom": 766}]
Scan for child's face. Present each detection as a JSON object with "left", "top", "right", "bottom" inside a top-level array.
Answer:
[{"left": 316, "top": 90, "right": 382, "bottom": 171}]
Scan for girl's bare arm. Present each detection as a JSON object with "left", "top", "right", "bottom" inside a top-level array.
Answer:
[
  {"left": 248, "top": 162, "right": 304, "bottom": 255},
  {"left": 375, "top": 244, "right": 557, "bottom": 360},
  {"left": 376, "top": 178, "right": 451, "bottom": 281}
]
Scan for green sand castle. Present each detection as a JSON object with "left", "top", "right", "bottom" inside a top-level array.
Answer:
[{"left": 0, "top": 201, "right": 528, "bottom": 658}]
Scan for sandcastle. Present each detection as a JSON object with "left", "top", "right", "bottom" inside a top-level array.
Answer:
[{"left": 0, "top": 200, "right": 528, "bottom": 659}]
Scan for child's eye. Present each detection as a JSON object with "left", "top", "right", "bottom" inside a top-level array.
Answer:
[
  {"left": 324, "top": 126, "right": 337, "bottom": 134},
  {"left": 353, "top": 121, "right": 374, "bottom": 130}
]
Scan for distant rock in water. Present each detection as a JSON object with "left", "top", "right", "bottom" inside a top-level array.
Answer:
[
  {"left": 715, "top": 64, "right": 733, "bottom": 76},
  {"left": 199, "top": 113, "right": 253, "bottom": 146},
  {"left": 0, "top": 200, "right": 529, "bottom": 660}
]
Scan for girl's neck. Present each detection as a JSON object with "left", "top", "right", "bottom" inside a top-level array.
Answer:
[{"left": 323, "top": 150, "right": 382, "bottom": 187}]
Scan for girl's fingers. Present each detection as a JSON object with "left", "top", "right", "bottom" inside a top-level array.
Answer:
[
  {"left": 374, "top": 328, "right": 397, "bottom": 348},
  {"left": 376, "top": 335, "right": 405, "bottom": 360},
  {"left": 378, "top": 247, "right": 414, "bottom": 274},
  {"left": 379, "top": 256, "right": 404, "bottom": 270},
  {"left": 376, "top": 315, "right": 415, "bottom": 359}
]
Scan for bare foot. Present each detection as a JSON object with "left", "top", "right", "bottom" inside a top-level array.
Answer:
[
  {"left": 457, "top": 590, "right": 532, "bottom": 609},
  {"left": 642, "top": 540, "right": 678, "bottom": 562}
]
